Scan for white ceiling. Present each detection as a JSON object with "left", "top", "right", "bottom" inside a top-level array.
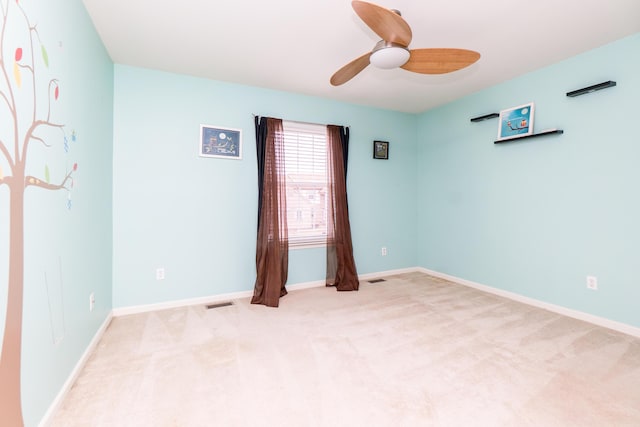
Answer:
[{"left": 81, "top": 0, "right": 640, "bottom": 114}]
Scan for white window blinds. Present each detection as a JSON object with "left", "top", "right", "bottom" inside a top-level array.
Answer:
[{"left": 282, "top": 121, "right": 328, "bottom": 247}]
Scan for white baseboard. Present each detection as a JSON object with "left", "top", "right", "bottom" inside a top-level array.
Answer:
[
  {"left": 287, "top": 279, "right": 325, "bottom": 291},
  {"left": 418, "top": 267, "right": 640, "bottom": 338},
  {"left": 39, "top": 312, "right": 113, "bottom": 427},
  {"left": 111, "top": 268, "right": 421, "bottom": 317},
  {"left": 112, "top": 290, "right": 256, "bottom": 316},
  {"left": 359, "top": 267, "right": 422, "bottom": 281}
]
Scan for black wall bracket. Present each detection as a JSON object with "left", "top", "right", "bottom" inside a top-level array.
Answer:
[
  {"left": 566, "top": 81, "right": 616, "bottom": 97},
  {"left": 470, "top": 113, "right": 499, "bottom": 122},
  {"left": 494, "top": 129, "right": 563, "bottom": 144}
]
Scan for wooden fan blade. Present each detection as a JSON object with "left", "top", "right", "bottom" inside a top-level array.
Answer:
[
  {"left": 401, "top": 48, "right": 480, "bottom": 74},
  {"left": 330, "top": 52, "right": 371, "bottom": 86},
  {"left": 352, "top": 1, "right": 412, "bottom": 47}
]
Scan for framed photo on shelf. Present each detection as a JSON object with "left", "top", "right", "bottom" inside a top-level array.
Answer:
[
  {"left": 199, "top": 125, "right": 242, "bottom": 159},
  {"left": 497, "top": 102, "right": 534, "bottom": 141},
  {"left": 373, "top": 140, "right": 389, "bottom": 160}
]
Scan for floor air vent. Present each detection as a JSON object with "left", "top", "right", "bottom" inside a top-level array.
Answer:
[
  {"left": 368, "top": 278, "right": 386, "bottom": 283},
  {"left": 206, "top": 301, "right": 234, "bottom": 310}
]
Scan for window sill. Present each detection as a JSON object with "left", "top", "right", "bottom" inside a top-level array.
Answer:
[{"left": 289, "top": 240, "right": 326, "bottom": 250}]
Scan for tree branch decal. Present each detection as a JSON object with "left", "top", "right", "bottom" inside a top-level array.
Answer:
[
  {"left": 0, "top": 1, "right": 80, "bottom": 424},
  {"left": 22, "top": 119, "right": 65, "bottom": 160},
  {"left": 0, "top": 137, "right": 14, "bottom": 168},
  {"left": 26, "top": 163, "right": 77, "bottom": 190}
]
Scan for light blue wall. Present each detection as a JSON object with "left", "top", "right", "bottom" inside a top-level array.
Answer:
[
  {"left": 112, "top": 65, "right": 418, "bottom": 308},
  {"left": 2, "top": 5, "right": 634, "bottom": 421},
  {"left": 0, "top": 0, "right": 113, "bottom": 425},
  {"left": 417, "top": 33, "right": 640, "bottom": 328}
]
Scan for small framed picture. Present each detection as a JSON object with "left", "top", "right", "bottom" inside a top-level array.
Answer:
[
  {"left": 199, "top": 125, "right": 242, "bottom": 159},
  {"left": 497, "top": 102, "right": 535, "bottom": 141},
  {"left": 373, "top": 140, "right": 389, "bottom": 160}
]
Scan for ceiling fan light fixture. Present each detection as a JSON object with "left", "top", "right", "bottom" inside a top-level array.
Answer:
[{"left": 369, "top": 42, "right": 410, "bottom": 69}]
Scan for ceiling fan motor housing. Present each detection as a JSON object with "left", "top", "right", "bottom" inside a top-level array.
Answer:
[{"left": 370, "top": 40, "right": 410, "bottom": 69}]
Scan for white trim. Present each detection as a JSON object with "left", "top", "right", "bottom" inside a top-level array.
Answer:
[
  {"left": 418, "top": 267, "right": 640, "bottom": 339},
  {"left": 287, "top": 279, "right": 325, "bottom": 291},
  {"left": 39, "top": 312, "right": 113, "bottom": 427},
  {"left": 359, "top": 267, "right": 421, "bottom": 282},
  {"left": 285, "top": 268, "right": 423, "bottom": 290},
  {"left": 106, "top": 265, "right": 640, "bottom": 340},
  {"left": 112, "top": 282, "right": 328, "bottom": 317},
  {"left": 110, "top": 269, "right": 421, "bottom": 317},
  {"left": 112, "top": 290, "right": 254, "bottom": 316}
]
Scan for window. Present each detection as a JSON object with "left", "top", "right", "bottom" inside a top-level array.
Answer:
[{"left": 282, "top": 121, "right": 327, "bottom": 247}]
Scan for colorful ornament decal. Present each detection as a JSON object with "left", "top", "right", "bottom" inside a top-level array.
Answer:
[
  {"left": 41, "top": 45, "right": 49, "bottom": 67},
  {"left": 13, "top": 61, "right": 21, "bottom": 87}
]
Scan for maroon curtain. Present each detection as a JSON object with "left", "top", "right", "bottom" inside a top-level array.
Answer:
[
  {"left": 252, "top": 117, "right": 289, "bottom": 307},
  {"left": 326, "top": 125, "right": 359, "bottom": 291}
]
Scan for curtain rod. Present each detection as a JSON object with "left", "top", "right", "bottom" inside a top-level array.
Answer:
[{"left": 252, "top": 114, "right": 349, "bottom": 129}]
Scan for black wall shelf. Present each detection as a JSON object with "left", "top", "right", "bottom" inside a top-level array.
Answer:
[
  {"left": 494, "top": 129, "right": 563, "bottom": 144},
  {"left": 566, "top": 81, "right": 616, "bottom": 97},
  {"left": 470, "top": 113, "right": 499, "bottom": 122}
]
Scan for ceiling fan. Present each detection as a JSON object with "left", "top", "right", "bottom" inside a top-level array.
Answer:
[{"left": 330, "top": 1, "right": 481, "bottom": 86}]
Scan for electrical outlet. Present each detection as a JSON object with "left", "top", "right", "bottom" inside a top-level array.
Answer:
[
  {"left": 156, "top": 268, "right": 165, "bottom": 280},
  {"left": 586, "top": 276, "right": 598, "bottom": 290},
  {"left": 89, "top": 292, "right": 95, "bottom": 312},
  {"left": 381, "top": 247, "right": 387, "bottom": 256}
]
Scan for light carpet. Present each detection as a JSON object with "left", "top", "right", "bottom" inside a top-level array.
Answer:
[{"left": 50, "top": 272, "right": 640, "bottom": 426}]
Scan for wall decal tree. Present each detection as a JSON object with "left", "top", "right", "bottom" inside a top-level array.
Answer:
[{"left": 1, "top": 1, "right": 78, "bottom": 424}]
